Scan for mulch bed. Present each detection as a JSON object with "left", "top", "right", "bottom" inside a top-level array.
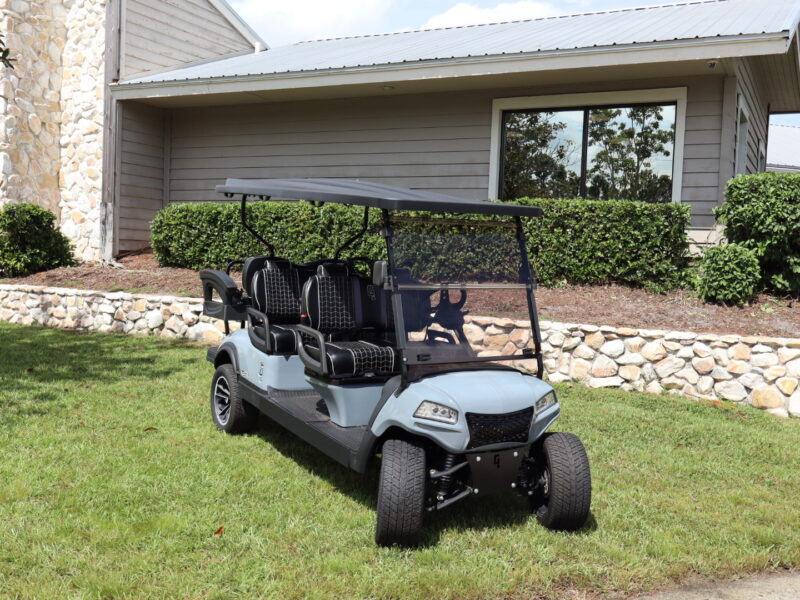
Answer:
[{"left": 3, "top": 253, "right": 799, "bottom": 338}]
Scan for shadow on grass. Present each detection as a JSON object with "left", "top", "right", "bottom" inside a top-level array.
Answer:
[
  {"left": 1, "top": 324, "right": 194, "bottom": 422},
  {"left": 252, "top": 416, "right": 597, "bottom": 546}
]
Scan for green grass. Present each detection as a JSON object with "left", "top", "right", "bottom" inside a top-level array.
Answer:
[{"left": 1, "top": 322, "right": 799, "bottom": 600}]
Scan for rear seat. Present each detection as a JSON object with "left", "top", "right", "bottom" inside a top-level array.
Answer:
[
  {"left": 298, "top": 263, "right": 399, "bottom": 379},
  {"left": 248, "top": 258, "right": 309, "bottom": 354}
]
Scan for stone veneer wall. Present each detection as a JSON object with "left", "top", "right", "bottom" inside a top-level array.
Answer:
[
  {"left": 0, "top": 0, "right": 106, "bottom": 261},
  {"left": 2, "top": 283, "right": 799, "bottom": 418}
]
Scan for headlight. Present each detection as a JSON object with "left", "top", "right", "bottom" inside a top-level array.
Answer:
[
  {"left": 535, "top": 390, "right": 557, "bottom": 414},
  {"left": 414, "top": 401, "right": 459, "bottom": 425}
]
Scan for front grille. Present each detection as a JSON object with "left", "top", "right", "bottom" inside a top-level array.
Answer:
[{"left": 465, "top": 407, "right": 533, "bottom": 449}]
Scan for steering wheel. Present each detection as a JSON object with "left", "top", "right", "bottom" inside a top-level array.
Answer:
[
  {"left": 346, "top": 256, "right": 375, "bottom": 276},
  {"left": 432, "top": 288, "right": 468, "bottom": 330}
]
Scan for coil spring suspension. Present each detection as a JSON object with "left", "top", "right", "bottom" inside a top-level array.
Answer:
[{"left": 437, "top": 453, "right": 457, "bottom": 500}]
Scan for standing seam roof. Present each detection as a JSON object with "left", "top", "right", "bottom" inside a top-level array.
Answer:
[{"left": 120, "top": 0, "right": 800, "bottom": 85}]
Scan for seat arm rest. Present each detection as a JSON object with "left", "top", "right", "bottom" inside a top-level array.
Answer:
[
  {"left": 296, "top": 324, "right": 328, "bottom": 376},
  {"left": 200, "top": 269, "right": 241, "bottom": 305},
  {"left": 246, "top": 307, "right": 272, "bottom": 354}
]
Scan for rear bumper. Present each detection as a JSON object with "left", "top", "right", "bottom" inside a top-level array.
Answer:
[{"left": 206, "top": 346, "right": 218, "bottom": 364}]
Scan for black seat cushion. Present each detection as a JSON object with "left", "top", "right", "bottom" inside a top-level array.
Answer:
[
  {"left": 252, "top": 323, "right": 298, "bottom": 354},
  {"left": 305, "top": 340, "right": 399, "bottom": 378}
]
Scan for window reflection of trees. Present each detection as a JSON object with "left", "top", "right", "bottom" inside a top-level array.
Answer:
[
  {"left": 502, "top": 111, "right": 582, "bottom": 200},
  {"left": 502, "top": 104, "right": 676, "bottom": 203}
]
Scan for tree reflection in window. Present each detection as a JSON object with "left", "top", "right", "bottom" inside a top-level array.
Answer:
[
  {"left": 501, "top": 103, "right": 676, "bottom": 202},
  {"left": 502, "top": 110, "right": 583, "bottom": 200}
]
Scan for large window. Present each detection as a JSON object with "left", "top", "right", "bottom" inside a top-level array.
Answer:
[
  {"left": 490, "top": 89, "right": 686, "bottom": 203},
  {"left": 501, "top": 104, "right": 676, "bottom": 202}
]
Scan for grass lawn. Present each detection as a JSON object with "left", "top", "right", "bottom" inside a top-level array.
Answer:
[{"left": 2, "top": 322, "right": 800, "bottom": 600}]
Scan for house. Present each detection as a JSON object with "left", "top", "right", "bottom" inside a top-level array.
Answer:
[
  {"left": 1, "top": 0, "right": 799, "bottom": 260},
  {"left": 767, "top": 124, "right": 800, "bottom": 172}
]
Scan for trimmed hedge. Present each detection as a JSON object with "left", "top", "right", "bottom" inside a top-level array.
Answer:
[
  {"left": 151, "top": 198, "right": 690, "bottom": 290},
  {"left": 0, "top": 203, "right": 75, "bottom": 277},
  {"left": 715, "top": 172, "right": 800, "bottom": 296},
  {"left": 520, "top": 198, "right": 690, "bottom": 292},
  {"left": 696, "top": 244, "right": 761, "bottom": 306}
]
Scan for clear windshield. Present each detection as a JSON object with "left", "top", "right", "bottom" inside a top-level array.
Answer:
[{"left": 388, "top": 216, "right": 535, "bottom": 366}]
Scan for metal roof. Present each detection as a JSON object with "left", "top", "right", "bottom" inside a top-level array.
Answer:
[
  {"left": 216, "top": 178, "right": 543, "bottom": 217},
  {"left": 768, "top": 124, "right": 800, "bottom": 169},
  {"left": 123, "top": 0, "right": 800, "bottom": 85}
]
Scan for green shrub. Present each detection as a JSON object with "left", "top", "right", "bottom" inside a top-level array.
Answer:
[
  {"left": 151, "top": 198, "right": 690, "bottom": 290},
  {"left": 519, "top": 198, "right": 691, "bottom": 291},
  {"left": 0, "top": 203, "right": 75, "bottom": 277},
  {"left": 696, "top": 243, "right": 761, "bottom": 306},
  {"left": 715, "top": 172, "right": 800, "bottom": 296}
]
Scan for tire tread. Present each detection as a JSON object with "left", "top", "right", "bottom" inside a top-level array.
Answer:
[
  {"left": 536, "top": 432, "right": 592, "bottom": 531},
  {"left": 375, "top": 439, "right": 426, "bottom": 547}
]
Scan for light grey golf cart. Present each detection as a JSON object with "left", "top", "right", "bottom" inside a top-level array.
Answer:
[{"left": 200, "top": 178, "right": 591, "bottom": 546}]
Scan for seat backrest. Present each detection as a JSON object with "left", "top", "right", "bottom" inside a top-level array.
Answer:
[
  {"left": 360, "top": 278, "right": 392, "bottom": 331},
  {"left": 302, "top": 263, "right": 363, "bottom": 334},
  {"left": 242, "top": 256, "right": 269, "bottom": 297},
  {"left": 251, "top": 258, "right": 305, "bottom": 323},
  {"left": 393, "top": 268, "right": 434, "bottom": 332}
]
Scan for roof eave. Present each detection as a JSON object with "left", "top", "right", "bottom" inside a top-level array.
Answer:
[{"left": 110, "top": 32, "right": 792, "bottom": 101}]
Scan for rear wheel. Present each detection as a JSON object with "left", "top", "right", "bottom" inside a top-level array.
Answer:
[
  {"left": 210, "top": 364, "right": 257, "bottom": 434},
  {"left": 531, "top": 432, "right": 591, "bottom": 531},
  {"left": 375, "top": 439, "right": 426, "bottom": 547}
]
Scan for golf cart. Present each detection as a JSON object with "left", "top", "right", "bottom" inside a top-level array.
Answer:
[{"left": 200, "top": 178, "right": 591, "bottom": 546}]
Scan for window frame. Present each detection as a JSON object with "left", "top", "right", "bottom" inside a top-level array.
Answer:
[{"left": 488, "top": 88, "right": 688, "bottom": 202}]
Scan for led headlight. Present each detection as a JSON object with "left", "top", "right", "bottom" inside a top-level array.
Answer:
[
  {"left": 414, "top": 401, "right": 459, "bottom": 425},
  {"left": 535, "top": 390, "right": 557, "bottom": 414}
]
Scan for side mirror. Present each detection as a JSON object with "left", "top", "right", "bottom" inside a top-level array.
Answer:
[{"left": 373, "top": 260, "right": 388, "bottom": 287}]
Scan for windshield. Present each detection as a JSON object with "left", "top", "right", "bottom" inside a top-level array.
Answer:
[{"left": 387, "top": 215, "right": 536, "bottom": 367}]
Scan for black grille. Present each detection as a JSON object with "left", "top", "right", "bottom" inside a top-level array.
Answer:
[{"left": 465, "top": 407, "right": 533, "bottom": 449}]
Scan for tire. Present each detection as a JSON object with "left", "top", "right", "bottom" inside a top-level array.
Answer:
[
  {"left": 210, "top": 364, "right": 258, "bottom": 434},
  {"left": 532, "top": 432, "right": 591, "bottom": 531},
  {"left": 375, "top": 439, "right": 427, "bottom": 547}
]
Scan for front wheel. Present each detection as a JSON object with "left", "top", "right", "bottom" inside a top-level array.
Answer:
[
  {"left": 210, "top": 364, "right": 258, "bottom": 434},
  {"left": 375, "top": 439, "right": 426, "bottom": 547},
  {"left": 531, "top": 432, "right": 592, "bottom": 531}
]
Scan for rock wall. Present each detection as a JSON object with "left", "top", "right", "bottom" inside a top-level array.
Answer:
[
  {"left": 462, "top": 315, "right": 800, "bottom": 418},
  {"left": 1, "top": 283, "right": 798, "bottom": 418},
  {"left": 0, "top": 284, "right": 235, "bottom": 343},
  {"left": 0, "top": 0, "right": 106, "bottom": 262}
]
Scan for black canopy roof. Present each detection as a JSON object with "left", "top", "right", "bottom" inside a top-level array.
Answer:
[{"left": 216, "top": 178, "right": 542, "bottom": 217}]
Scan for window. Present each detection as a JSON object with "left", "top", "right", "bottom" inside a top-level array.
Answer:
[
  {"left": 735, "top": 103, "right": 750, "bottom": 175},
  {"left": 501, "top": 104, "right": 676, "bottom": 202},
  {"left": 489, "top": 89, "right": 687, "bottom": 203}
]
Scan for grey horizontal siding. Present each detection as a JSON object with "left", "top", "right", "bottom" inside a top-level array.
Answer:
[
  {"left": 118, "top": 102, "right": 165, "bottom": 253},
  {"left": 735, "top": 58, "right": 769, "bottom": 176},
  {"left": 680, "top": 76, "right": 724, "bottom": 228},
  {"left": 121, "top": 0, "right": 253, "bottom": 80},
  {"left": 165, "top": 76, "right": 726, "bottom": 228}
]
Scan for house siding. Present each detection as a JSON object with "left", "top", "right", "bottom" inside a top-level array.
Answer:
[
  {"left": 735, "top": 57, "right": 770, "bottom": 175},
  {"left": 117, "top": 102, "right": 165, "bottom": 252},
  {"left": 120, "top": 0, "right": 254, "bottom": 80},
  {"left": 159, "top": 76, "right": 723, "bottom": 230}
]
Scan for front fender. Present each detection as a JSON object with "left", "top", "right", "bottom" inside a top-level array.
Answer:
[{"left": 370, "top": 369, "right": 560, "bottom": 453}]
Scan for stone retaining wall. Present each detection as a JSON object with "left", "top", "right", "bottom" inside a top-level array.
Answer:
[
  {"left": 2, "top": 283, "right": 798, "bottom": 418},
  {"left": 0, "top": 284, "right": 232, "bottom": 344}
]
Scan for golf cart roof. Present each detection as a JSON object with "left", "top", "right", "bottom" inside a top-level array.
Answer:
[{"left": 216, "top": 178, "right": 542, "bottom": 218}]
